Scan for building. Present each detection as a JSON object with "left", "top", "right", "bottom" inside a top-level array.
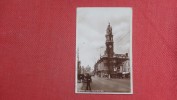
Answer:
[
  {"left": 85, "top": 65, "right": 91, "bottom": 73},
  {"left": 94, "top": 23, "right": 130, "bottom": 78},
  {"left": 77, "top": 61, "right": 81, "bottom": 75},
  {"left": 77, "top": 48, "right": 82, "bottom": 80},
  {"left": 81, "top": 66, "right": 85, "bottom": 74}
]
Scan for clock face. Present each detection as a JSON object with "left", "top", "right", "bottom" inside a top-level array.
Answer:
[{"left": 109, "top": 45, "right": 112, "bottom": 48}]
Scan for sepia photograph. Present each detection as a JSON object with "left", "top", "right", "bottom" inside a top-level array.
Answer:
[{"left": 75, "top": 8, "right": 132, "bottom": 94}]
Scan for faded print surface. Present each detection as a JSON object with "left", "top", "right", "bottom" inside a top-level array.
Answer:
[{"left": 76, "top": 8, "right": 132, "bottom": 94}]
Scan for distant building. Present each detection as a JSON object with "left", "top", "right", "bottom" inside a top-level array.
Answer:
[
  {"left": 85, "top": 65, "right": 91, "bottom": 74},
  {"left": 77, "top": 61, "right": 81, "bottom": 75},
  {"left": 94, "top": 23, "right": 130, "bottom": 78},
  {"left": 81, "top": 66, "right": 85, "bottom": 74}
]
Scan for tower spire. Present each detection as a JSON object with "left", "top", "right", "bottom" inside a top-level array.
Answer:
[{"left": 105, "top": 23, "right": 114, "bottom": 57}]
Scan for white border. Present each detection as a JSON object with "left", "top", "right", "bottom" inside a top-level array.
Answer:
[{"left": 75, "top": 7, "right": 133, "bottom": 94}]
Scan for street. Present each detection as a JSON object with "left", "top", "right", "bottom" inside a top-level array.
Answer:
[{"left": 77, "top": 76, "right": 131, "bottom": 93}]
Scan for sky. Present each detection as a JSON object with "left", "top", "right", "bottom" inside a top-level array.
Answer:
[{"left": 76, "top": 8, "right": 132, "bottom": 69}]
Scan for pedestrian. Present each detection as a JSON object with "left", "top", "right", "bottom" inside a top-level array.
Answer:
[{"left": 86, "top": 73, "right": 92, "bottom": 91}]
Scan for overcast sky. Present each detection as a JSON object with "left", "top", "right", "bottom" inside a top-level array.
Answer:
[{"left": 76, "top": 8, "right": 132, "bottom": 68}]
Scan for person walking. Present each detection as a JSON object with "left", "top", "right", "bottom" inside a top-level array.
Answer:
[{"left": 86, "top": 73, "right": 92, "bottom": 91}]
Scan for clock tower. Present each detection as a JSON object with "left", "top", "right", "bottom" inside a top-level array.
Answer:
[{"left": 105, "top": 23, "right": 114, "bottom": 58}]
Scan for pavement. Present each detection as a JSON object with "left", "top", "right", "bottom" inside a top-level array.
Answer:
[
  {"left": 77, "top": 76, "right": 131, "bottom": 93},
  {"left": 77, "top": 82, "right": 83, "bottom": 92}
]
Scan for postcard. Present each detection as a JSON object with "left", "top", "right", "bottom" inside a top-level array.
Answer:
[{"left": 75, "top": 7, "right": 132, "bottom": 94}]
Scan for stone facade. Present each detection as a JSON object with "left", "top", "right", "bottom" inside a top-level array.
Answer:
[{"left": 94, "top": 23, "right": 130, "bottom": 78}]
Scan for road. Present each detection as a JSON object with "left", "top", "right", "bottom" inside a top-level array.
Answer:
[{"left": 78, "top": 76, "right": 131, "bottom": 93}]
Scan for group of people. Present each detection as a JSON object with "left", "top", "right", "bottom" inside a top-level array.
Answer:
[{"left": 78, "top": 73, "right": 92, "bottom": 90}]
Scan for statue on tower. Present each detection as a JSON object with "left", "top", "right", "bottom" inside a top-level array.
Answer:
[{"left": 107, "top": 22, "right": 112, "bottom": 34}]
